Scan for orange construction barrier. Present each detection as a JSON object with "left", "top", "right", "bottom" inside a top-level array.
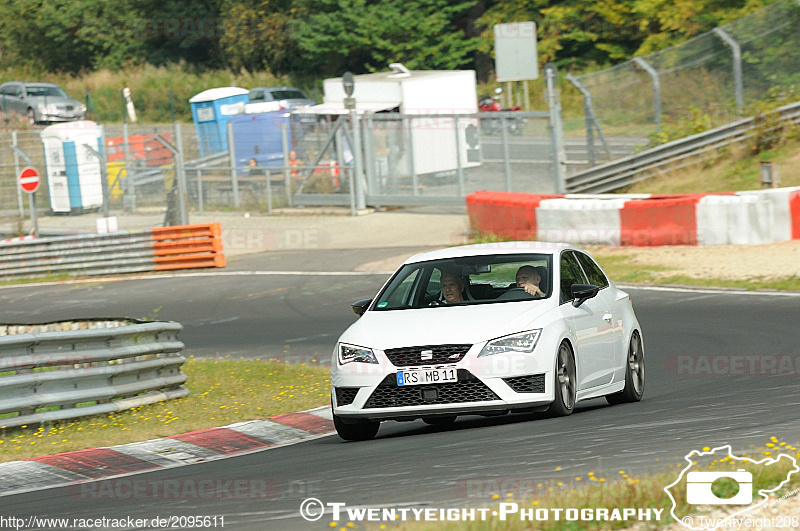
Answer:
[{"left": 150, "top": 222, "right": 226, "bottom": 271}]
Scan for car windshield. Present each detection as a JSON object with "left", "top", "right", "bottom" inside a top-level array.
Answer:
[
  {"left": 372, "top": 253, "right": 553, "bottom": 311},
  {"left": 26, "top": 86, "right": 69, "bottom": 98}
]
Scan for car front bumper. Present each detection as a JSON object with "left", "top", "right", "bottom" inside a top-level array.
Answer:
[{"left": 331, "top": 345, "right": 555, "bottom": 421}]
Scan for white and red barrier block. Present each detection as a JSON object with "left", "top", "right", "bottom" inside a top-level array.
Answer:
[{"left": 466, "top": 186, "right": 800, "bottom": 246}]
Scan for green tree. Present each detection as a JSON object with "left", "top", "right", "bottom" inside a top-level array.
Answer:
[
  {"left": 217, "top": 0, "right": 300, "bottom": 74},
  {"left": 632, "top": 0, "right": 774, "bottom": 54},
  {"left": 292, "top": 0, "right": 478, "bottom": 76}
]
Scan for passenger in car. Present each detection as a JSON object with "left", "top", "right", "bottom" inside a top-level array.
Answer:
[
  {"left": 440, "top": 271, "right": 465, "bottom": 304},
  {"left": 515, "top": 265, "right": 546, "bottom": 297}
]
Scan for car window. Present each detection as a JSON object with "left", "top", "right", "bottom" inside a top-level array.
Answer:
[
  {"left": 372, "top": 253, "right": 553, "bottom": 311},
  {"left": 0, "top": 85, "right": 16, "bottom": 97},
  {"left": 269, "top": 89, "right": 308, "bottom": 100},
  {"left": 25, "top": 85, "right": 68, "bottom": 98},
  {"left": 560, "top": 251, "right": 589, "bottom": 303},
  {"left": 378, "top": 268, "right": 421, "bottom": 309},
  {"left": 249, "top": 89, "right": 265, "bottom": 101},
  {"left": 575, "top": 252, "right": 609, "bottom": 288}
]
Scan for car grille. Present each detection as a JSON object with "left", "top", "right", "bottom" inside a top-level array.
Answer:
[
  {"left": 503, "top": 374, "right": 545, "bottom": 393},
  {"left": 383, "top": 344, "right": 471, "bottom": 367},
  {"left": 334, "top": 387, "right": 360, "bottom": 406},
  {"left": 363, "top": 370, "right": 499, "bottom": 409}
]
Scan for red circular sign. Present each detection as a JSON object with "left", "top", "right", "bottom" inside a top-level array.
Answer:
[{"left": 19, "top": 167, "right": 40, "bottom": 193}]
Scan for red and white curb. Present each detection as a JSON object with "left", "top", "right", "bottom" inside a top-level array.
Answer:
[{"left": 0, "top": 407, "right": 334, "bottom": 497}]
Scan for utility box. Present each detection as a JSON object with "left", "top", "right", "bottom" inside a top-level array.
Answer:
[
  {"left": 189, "top": 87, "right": 249, "bottom": 156},
  {"left": 41, "top": 120, "right": 104, "bottom": 214},
  {"left": 231, "top": 111, "right": 293, "bottom": 171},
  {"left": 297, "top": 64, "right": 479, "bottom": 176}
]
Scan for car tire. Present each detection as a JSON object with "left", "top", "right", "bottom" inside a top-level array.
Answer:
[
  {"left": 422, "top": 415, "right": 456, "bottom": 425},
  {"left": 332, "top": 407, "right": 380, "bottom": 441},
  {"left": 548, "top": 341, "right": 576, "bottom": 416},
  {"left": 606, "top": 330, "right": 645, "bottom": 405},
  {"left": 27, "top": 108, "right": 36, "bottom": 125}
]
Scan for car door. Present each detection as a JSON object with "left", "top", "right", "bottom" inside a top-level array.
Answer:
[
  {"left": 1, "top": 84, "right": 22, "bottom": 114},
  {"left": 559, "top": 251, "right": 615, "bottom": 391},
  {"left": 574, "top": 251, "right": 625, "bottom": 375}
]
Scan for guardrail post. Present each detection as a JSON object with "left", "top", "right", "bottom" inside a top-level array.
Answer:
[
  {"left": 350, "top": 109, "right": 366, "bottom": 211},
  {"left": 10, "top": 141, "right": 36, "bottom": 235},
  {"left": 404, "top": 115, "right": 418, "bottom": 196},
  {"left": 123, "top": 122, "right": 135, "bottom": 212},
  {"left": 565, "top": 73, "right": 614, "bottom": 166},
  {"left": 545, "top": 63, "right": 568, "bottom": 194},
  {"left": 11, "top": 131, "right": 25, "bottom": 222},
  {"left": 364, "top": 114, "right": 378, "bottom": 197},
  {"left": 154, "top": 126, "right": 188, "bottom": 226},
  {"left": 82, "top": 143, "right": 111, "bottom": 218},
  {"left": 633, "top": 57, "right": 662, "bottom": 130},
  {"left": 281, "top": 122, "right": 293, "bottom": 208},
  {"left": 227, "top": 121, "right": 240, "bottom": 208},
  {"left": 713, "top": 28, "right": 744, "bottom": 117},
  {"left": 501, "top": 115, "right": 512, "bottom": 192},
  {"left": 455, "top": 115, "right": 465, "bottom": 197}
]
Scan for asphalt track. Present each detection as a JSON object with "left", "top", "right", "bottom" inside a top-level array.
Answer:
[{"left": 3, "top": 249, "right": 800, "bottom": 529}]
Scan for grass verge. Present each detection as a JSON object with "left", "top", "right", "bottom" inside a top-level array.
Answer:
[
  {"left": 587, "top": 251, "right": 800, "bottom": 292},
  {"left": 0, "top": 356, "right": 330, "bottom": 463},
  {"left": 389, "top": 439, "right": 800, "bottom": 531}
]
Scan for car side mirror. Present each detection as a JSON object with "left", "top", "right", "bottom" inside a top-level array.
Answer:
[
  {"left": 351, "top": 298, "right": 372, "bottom": 317},
  {"left": 571, "top": 284, "right": 600, "bottom": 307}
]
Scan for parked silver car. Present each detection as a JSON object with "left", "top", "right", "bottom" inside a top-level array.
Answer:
[
  {"left": 244, "top": 86, "right": 314, "bottom": 114},
  {"left": 0, "top": 81, "right": 86, "bottom": 125}
]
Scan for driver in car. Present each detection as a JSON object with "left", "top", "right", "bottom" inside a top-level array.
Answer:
[
  {"left": 515, "top": 265, "right": 545, "bottom": 297},
  {"left": 440, "top": 272, "right": 465, "bottom": 304}
]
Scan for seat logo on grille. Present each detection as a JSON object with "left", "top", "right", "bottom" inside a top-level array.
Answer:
[{"left": 421, "top": 350, "right": 433, "bottom": 360}]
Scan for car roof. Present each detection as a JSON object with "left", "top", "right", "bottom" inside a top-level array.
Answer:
[
  {"left": 403, "top": 241, "right": 578, "bottom": 265},
  {"left": 252, "top": 86, "right": 304, "bottom": 91},
  {"left": 3, "top": 81, "right": 61, "bottom": 87}
]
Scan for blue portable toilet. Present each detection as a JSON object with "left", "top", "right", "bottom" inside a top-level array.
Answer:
[
  {"left": 230, "top": 111, "right": 293, "bottom": 171},
  {"left": 41, "top": 121, "right": 104, "bottom": 214},
  {"left": 189, "top": 87, "right": 249, "bottom": 156}
]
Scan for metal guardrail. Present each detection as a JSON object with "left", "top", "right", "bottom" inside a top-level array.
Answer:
[
  {"left": 566, "top": 101, "right": 800, "bottom": 193},
  {"left": 0, "top": 320, "right": 186, "bottom": 429},
  {"left": 0, "top": 222, "right": 225, "bottom": 280}
]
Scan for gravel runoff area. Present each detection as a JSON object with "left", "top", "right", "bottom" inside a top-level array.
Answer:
[{"left": 586, "top": 240, "right": 800, "bottom": 282}]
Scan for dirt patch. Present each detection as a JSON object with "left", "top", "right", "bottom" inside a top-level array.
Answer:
[{"left": 587, "top": 240, "right": 800, "bottom": 281}]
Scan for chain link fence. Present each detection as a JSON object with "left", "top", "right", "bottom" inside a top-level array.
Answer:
[
  {"left": 3, "top": 106, "right": 636, "bottom": 233},
  {"left": 570, "top": 0, "right": 800, "bottom": 158}
]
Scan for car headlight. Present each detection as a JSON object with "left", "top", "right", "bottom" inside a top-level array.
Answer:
[
  {"left": 79, "top": 104, "right": 87, "bottom": 113},
  {"left": 338, "top": 343, "right": 378, "bottom": 365},
  {"left": 478, "top": 329, "right": 542, "bottom": 357}
]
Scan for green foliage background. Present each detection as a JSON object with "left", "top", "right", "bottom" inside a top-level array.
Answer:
[{"left": 0, "top": 0, "right": 782, "bottom": 122}]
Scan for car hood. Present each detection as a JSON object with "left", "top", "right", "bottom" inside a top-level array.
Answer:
[{"left": 339, "top": 300, "right": 557, "bottom": 349}]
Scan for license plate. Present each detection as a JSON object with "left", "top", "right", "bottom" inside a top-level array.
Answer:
[{"left": 396, "top": 367, "right": 457, "bottom": 386}]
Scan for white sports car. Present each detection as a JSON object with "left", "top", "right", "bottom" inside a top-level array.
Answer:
[{"left": 330, "top": 242, "right": 645, "bottom": 441}]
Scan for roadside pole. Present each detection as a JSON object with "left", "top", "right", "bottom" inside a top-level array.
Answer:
[{"left": 11, "top": 131, "right": 25, "bottom": 223}]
